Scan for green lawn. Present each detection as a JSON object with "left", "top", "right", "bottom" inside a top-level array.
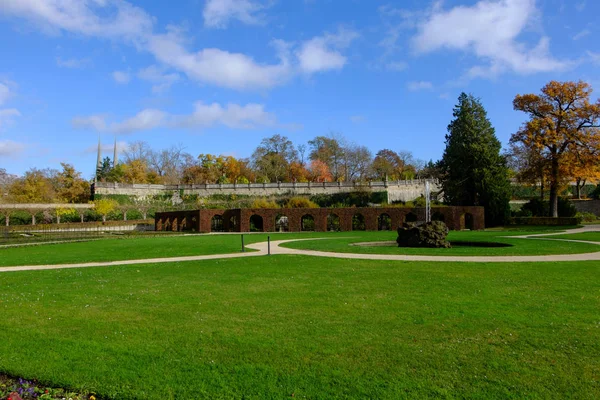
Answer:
[
  {"left": 0, "top": 255, "right": 598, "bottom": 399},
  {"left": 0, "top": 232, "right": 323, "bottom": 267},
  {"left": 280, "top": 230, "right": 600, "bottom": 256},
  {"left": 544, "top": 232, "right": 600, "bottom": 242},
  {"left": 0, "top": 227, "right": 592, "bottom": 268}
]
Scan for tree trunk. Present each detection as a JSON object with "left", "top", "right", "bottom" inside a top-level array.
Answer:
[
  {"left": 102, "top": 215, "right": 106, "bottom": 223},
  {"left": 549, "top": 157, "right": 559, "bottom": 217}
]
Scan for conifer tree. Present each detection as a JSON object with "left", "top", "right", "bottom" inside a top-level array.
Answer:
[{"left": 440, "top": 93, "right": 511, "bottom": 226}]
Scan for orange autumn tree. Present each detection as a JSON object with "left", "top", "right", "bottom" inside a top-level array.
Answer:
[
  {"left": 511, "top": 81, "right": 600, "bottom": 217},
  {"left": 309, "top": 160, "right": 333, "bottom": 182}
]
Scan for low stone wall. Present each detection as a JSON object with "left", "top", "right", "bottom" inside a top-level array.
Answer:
[
  {"left": 155, "top": 206, "right": 485, "bottom": 233},
  {"left": 572, "top": 200, "right": 600, "bottom": 216}
]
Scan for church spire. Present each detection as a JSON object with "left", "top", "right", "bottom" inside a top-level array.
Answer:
[
  {"left": 95, "top": 135, "right": 102, "bottom": 183},
  {"left": 113, "top": 136, "right": 118, "bottom": 167}
]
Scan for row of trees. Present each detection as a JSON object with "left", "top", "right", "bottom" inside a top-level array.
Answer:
[
  {"left": 0, "top": 164, "right": 90, "bottom": 204},
  {"left": 95, "top": 136, "right": 429, "bottom": 185}
]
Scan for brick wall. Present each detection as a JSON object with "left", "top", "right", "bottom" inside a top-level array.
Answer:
[{"left": 156, "top": 206, "right": 485, "bottom": 233}]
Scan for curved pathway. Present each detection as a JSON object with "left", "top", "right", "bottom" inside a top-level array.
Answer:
[{"left": 1, "top": 226, "right": 599, "bottom": 273}]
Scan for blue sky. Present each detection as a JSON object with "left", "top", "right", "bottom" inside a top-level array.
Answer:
[{"left": 0, "top": 0, "right": 598, "bottom": 179}]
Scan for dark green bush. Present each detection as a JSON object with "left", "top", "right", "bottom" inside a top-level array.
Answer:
[{"left": 518, "top": 197, "right": 576, "bottom": 217}]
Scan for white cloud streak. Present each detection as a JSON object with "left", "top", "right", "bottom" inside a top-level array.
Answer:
[
  {"left": 0, "top": 81, "right": 20, "bottom": 128},
  {"left": 56, "top": 56, "right": 91, "bottom": 68},
  {"left": 203, "top": 0, "right": 267, "bottom": 29},
  {"left": 112, "top": 70, "right": 131, "bottom": 84},
  {"left": 407, "top": 81, "right": 433, "bottom": 91},
  {"left": 72, "top": 102, "right": 281, "bottom": 134},
  {"left": 137, "top": 65, "right": 180, "bottom": 93},
  {"left": 0, "top": 139, "right": 25, "bottom": 156}
]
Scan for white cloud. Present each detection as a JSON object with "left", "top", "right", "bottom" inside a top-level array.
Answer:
[
  {"left": 407, "top": 81, "right": 433, "bottom": 91},
  {"left": 56, "top": 56, "right": 91, "bottom": 68},
  {"left": 573, "top": 30, "right": 590, "bottom": 41},
  {"left": 112, "top": 71, "right": 131, "bottom": 84},
  {"left": 410, "top": 0, "right": 570, "bottom": 78},
  {"left": 137, "top": 65, "right": 180, "bottom": 93},
  {"left": 0, "top": 82, "right": 20, "bottom": 128},
  {"left": 203, "top": 0, "right": 266, "bottom": 29},
  {"left": 172, "top": 102, "right": 276, "bottom": 129},
  {"left": 72, "top": 115, "right": 107, "bottom": 131},
  {"left": 147, "top": 32, "right": 292, "bottom": 90},
  {"left": 0, "top": 139, "right": 25, "bottom": 156},
  {"left": 296, "top": 28, "right": 359, "bottom": 74},
  {"left": 72, "top": 102, "right": 281, "bottom": 134},
  {"left": 350, "top": 115, "right": 366, "bottom": 124},
  {"left": 588, "top": 51, "right": 600, "bottom": 65},
  {"left": 0, "top": 1, "right": 356, "bottom": 91},
  {"left": 0, "top": 82, "right": 10, "bottom": 106},
  {"left": 110, "top": 109, "right": 165, "bottom": 134},
  {"left": 386, "top": 61, "right": 408, "bottom": 72},
  {"left": 0, "top": 0, "right": 154, "bottom": 40}
]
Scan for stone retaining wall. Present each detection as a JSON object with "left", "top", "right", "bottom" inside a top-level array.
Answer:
[
  {"left": 572, "top": 200, "right": 600, "bottom": 216},
  {"left": 94, "top": 180, "right": 441, "bottom": 204}
]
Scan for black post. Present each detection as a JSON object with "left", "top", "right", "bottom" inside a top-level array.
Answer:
[
  {"left": 241, "top": 234, "right": 245, "bottom": 252},
  {"left": 268, "top": 235, "right": 271, "bottom": 256}
]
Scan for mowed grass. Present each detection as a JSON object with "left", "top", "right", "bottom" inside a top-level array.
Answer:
[
  {"left": 0, "top": 256, "right": 598, "bottom": 399},
  {"left": 280, "top": 230, "right": 600, "bottom": 256},
  {"left": 545, "top": 232, "right": 600, "bottom": 242},
  {"left": 0, "top": 227, "right": 591, "bottom": 267},
  {"left": 0, "top": 232, "right": 327, "bottom": 267}
]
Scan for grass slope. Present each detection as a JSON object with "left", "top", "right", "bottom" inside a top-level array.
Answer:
[{"left": 0, "top": 256, "right": 598, "bottom": 399}]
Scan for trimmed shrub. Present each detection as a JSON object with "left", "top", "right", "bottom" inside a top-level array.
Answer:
[
  {"left": 251, "top": 198, "right": 280, "bottom": 209},
  {"left": 284, "top": 197, "right": 319, "bottom": 208}
]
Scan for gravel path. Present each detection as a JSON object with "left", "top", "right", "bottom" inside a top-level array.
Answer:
[{"left": 1, "top": 225, "right": 599, "bottom": 273}]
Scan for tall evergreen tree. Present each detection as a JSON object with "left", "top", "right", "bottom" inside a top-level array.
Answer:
[{"left": 440, "top": 93, "right": 511, "bottom": 227}]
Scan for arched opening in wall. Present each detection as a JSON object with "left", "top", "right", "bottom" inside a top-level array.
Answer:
[
  {"left": 405, "top": 212, "right": 418, "bottom": 223},
  {"left": 432, "top": 212, "right": 445, "bottom": 222},
  {"left": 211, "top": 215, "right": 224, "bottom": 232},
  {"left": 327, "top": 214, "right": 341, "bottom": 232},
  {"left": 249, "top": 215, "right": 264, "bottom": 232},
  {"left": 275, "top": 214, "right": 289, "bottom": 232},
  {"left": 464, "top": 213, "right": 474, "bottom": 230},
  {"left": 352, "top": 213, "right": 366, "bottom": 231},
  {"left": 301, "top": 214, "right": 315, "bottom": 231},
  {"left": 228, "top": 215, "right": 238, "bottom": 232},
  {"left": 378, "top": 213, "right": 392, "bottom": 231}
]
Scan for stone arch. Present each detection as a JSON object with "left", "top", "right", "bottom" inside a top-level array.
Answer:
[
  {"left": 249, "top": 215, "right": 264, "bottom": 232},
  {"left": 275, "top": 214, "right": 289, "bottom": 232},
  {"left": 327, "top": 214, "right": 341, "bottom": 232},
  {"left": 301, "top": 214, "right": 315, "bottom": 231},
  {"left": 352, "top": 213, "right": 366, "bottom": 231},
  {"left": 211, "top": 215, "right": 224, "bottom": 232},
  {"left": 432, "top": 212, "right": 445, "bottom": 222},
  {"left": 405, "top": 212, "right": 418, "bottom": 223},
  {"left": 461, "top": 213, "right": 474, "bottom": 230},
  {"left": 378, "top": 213, "right": 392, "bottom": 231}
]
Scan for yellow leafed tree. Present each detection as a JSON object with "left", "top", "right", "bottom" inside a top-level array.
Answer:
[{"left": 511, "top": 81, "right": 600, "bottom": 216}]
